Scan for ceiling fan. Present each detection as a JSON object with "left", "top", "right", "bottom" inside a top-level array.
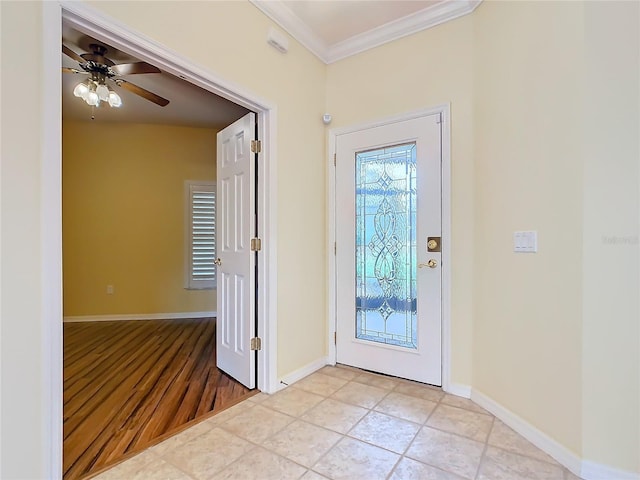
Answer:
[{"left": 62, "top": 43, "right": 170, "bottom": 108}]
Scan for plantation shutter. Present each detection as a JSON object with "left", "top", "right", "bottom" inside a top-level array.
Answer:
[{"left": 188, "top": 183, "right": 216, "bottom": 289}]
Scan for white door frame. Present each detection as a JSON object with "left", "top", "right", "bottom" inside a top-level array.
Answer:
[
  {"left": 327, "top": 105, "right": 452, "bottom": 388},
  {"left": 42, "top": 2, "right": 279, "bottom": 477}
]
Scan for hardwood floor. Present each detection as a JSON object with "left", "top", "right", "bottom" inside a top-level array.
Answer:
[{"left": 63, "top": 318, "right": 254, "bottom": 480}]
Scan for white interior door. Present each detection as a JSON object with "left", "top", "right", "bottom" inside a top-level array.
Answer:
[
  {"left": 216, "top": 112, "right": 256, "bottom": 389},
  {"left": 335, "top": 113, "right": 442, "bottom": 385}
]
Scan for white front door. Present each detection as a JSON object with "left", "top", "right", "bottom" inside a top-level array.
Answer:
[
  {"left": 216, "top": 112, "right": 256, "bottom": 389},
  {"left": 335, "top": 113, "right": 442, "bottom": 385}
]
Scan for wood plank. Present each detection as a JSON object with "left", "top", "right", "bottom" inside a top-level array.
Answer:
[{"left": 63, "top": 318, "right": 255, "bottom": 480}]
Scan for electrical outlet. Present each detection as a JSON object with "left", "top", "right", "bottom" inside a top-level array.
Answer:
[{"left": 106, "top": 285, "right": 114, "bottom": 295}]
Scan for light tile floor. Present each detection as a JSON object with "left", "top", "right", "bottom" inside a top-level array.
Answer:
[{"left": 94, "top": 365, "right": 583, "bottom": 480}]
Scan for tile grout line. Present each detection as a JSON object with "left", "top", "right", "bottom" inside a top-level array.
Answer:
[
  {"left": 116, "top": 402, "right": 259, "bottom": 480},
  {"left": 205, "top": 371, "right": 460, "bottom": 479},
  {"left": 383, "top": 451, "right": 404, "bottom": 480},
  {"left": 286, "top": 371, "right": 508, "bottom": 477},
  {"left": 484, "top": 443, "right": 567, "bottom": 469},
  {"left": 126, "top": 366, "right": 565, "bottom": 480},
  {"left": 154, "top": 455, "right": 200, "bottom": 480},
  {"left": 473, "top": 414, "right": 496, "bottom": 480},
  {"left": 204, "top": 404, "right": 309, "bottom": 477},
  {"left": 329, "top": 368, "right": 497, "bottom": 479},
  {"left": 239, "top": 381, "right": 360, "bottom": 477},
  {"left": 350, "top": 373, "right": 443, "bottom": 479},
  {"left": 280, "top": 373, "right": 401, "bottom": 478}
]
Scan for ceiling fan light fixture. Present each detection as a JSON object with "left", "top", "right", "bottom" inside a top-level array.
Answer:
[
  {"left": 108, "top": 91, "right": 122, "bottom": 108},
  {"left": 64, "top": 43, "right": 168, "bottom": 109},
  {"left": 85, "top": 90, "right": 100, "bottom": 107},
  {"left": 96, "top": 84, "right": 110, "bottom": 101},
  {"left": 73, "top": 82, "right": 89, "bottom": 98},
  {"left": 73, "top": 79, "right": 121, "bottom": 108}
]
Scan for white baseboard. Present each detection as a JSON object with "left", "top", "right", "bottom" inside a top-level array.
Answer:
[
  {"left": 63, "top": 311, "right": 216, "bottom": 322},
  {"left": 471, "top": 389, "right": 639, "bottom": 480},
  {"left": 444, "top": 382, "right": 471, "bottom": 398},
  {"left": 581, "top": 460, "right": 639, "bottom": 480},
  {"left": 277, "top": 356, "right": 330, "bottom": 391},
  {"left": 471, "top": 389, "right": 583, "bottom": 476}
]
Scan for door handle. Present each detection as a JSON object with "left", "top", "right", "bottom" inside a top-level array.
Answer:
[
  {"left": 214, "top": 258, "right": 222, "bottom": 266},
  {"left": 418, "top": 259, "right": 438, "bottom": 269}
]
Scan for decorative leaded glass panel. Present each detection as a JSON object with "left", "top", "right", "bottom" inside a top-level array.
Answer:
[{"left": 355, "top": 143, "right": 417, "bottom": 349}]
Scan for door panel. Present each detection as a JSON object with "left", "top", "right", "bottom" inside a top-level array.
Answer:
[
  {"left": 216, "top": 112, "right": 256, "bottom": 389},
  {"left": 336, "top": 114, "right": 442, "bottom": 385}
]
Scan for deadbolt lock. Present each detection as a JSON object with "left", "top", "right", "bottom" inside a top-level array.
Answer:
[{"left": 427, "top": 237, "right": 441, "bottom": 252}]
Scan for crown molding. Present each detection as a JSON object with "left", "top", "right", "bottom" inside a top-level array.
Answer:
[
  {"left": 327, "top": 0, "right": 482, "bottom": 63},
  {"left": 249, "top": 0, "right": 330, "bottom": 62},
  {"left": 250, "top": 0, "right": 482, "bottom": 64}
]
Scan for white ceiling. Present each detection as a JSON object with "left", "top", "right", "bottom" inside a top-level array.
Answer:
[
  {"left": 282, "top": 1, "right": 441, "bottom": 45},
  {"left": 251, "top": 0, "right": 481, "bottom": 63},
  {"left": 62, "top": 25, "right": 250, "bottom": 128}
]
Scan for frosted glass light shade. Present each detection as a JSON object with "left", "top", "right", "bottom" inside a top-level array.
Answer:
[
  {"left": 73, "top": 83, "right": 89, "bottom": 98},
  {"left": 96, "top": 84, "right": 110, "bottom": 101},
  {"left": 85, "top": 91, "right": 99, "bottom": 106},
  {"left": 108, "top": 91, "right": 122, "bottom": 107},
  {"left": 73, "top": 81, "right": 122, "bottom": 108}
]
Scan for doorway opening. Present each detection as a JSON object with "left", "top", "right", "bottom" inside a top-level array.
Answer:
[{"left": 43, "top": 3, "right": 278, "bottom": 478}]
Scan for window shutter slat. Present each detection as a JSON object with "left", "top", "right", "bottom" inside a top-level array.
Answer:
[{"left": 187, "top": 183, "right": 216, "bottom": 289}]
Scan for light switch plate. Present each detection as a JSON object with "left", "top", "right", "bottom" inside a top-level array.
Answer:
[{"left": 514, "top": 231, "right": 538, "bottom": 253}]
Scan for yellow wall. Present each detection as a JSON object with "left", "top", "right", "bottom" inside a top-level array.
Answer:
[
  {"left": 472, "top": 0, "right": 584, "bottom": 456},
  {"left": 328, "top": 0, "right": 639, "bottom": 474},
  {"left": 472, "top": 2, "right": 640, "bottom": 472},
  {"left": 1, "top": 3, "right": 47, "bottom": 478},
  {"left": 327, "top": 14, "right": 476, "bottom": 388},
  {"left": 63, "top": 122, "right": 217, "bottom": 317},
  {"left": 582, "top": 1, "right": 639, "bottom": 472}
]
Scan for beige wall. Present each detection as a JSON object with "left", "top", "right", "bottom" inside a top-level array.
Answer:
[
  {"left": 472, "top": 0, "right": 584, "bottom": 456},
  {"left": 472, "top": 1, "right": 639, "bottom": 471},
  {"left": 1, "top": 3, "right": 47, "bottom": 478},
  {"left": 327, "top": 14, "right": 476, "bottom": 388},
  {"left": 63, "top": 122, "right": 217, "bottom": 317},
  {"left": 582, "top": 1, "right": 639, "bottom": 472},
  {"left": 328, "top": 0, "right": 639, "bottom": 474}
]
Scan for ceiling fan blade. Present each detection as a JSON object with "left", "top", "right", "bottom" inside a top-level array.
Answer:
[
  {"left": 111, "top": 62, "right": 161, "bottom": 76},
  {"left": 80, "top": 53, "right": 115, "bottom": 66},
  {"left": 62, "top": 45, "right": 85, "bottom": 64},
  {"left": 62, "top": 67, "right": 88, "bottom": 74},
  {"left": 116, "top": 79, "right": 170, "bottom": 107}
]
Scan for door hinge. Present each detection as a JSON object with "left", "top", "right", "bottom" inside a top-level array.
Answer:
[
  {"left": 334, "top": 332, "right": 337, "bottom": 345},
  {"left": 250, "top": 337, "right": 262, "bottom": 351},
  {"left": 334, "top": 242, "right": 336, "bottom": 255},
  {"left": 333, "top": 153, "right": 336, "bottom": 166},
  {"left": 251, "top": 237, "right": 262, "bottom": 252},
  {"left": 251, "top": 139, "right": 262, "bottom": 153}
]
